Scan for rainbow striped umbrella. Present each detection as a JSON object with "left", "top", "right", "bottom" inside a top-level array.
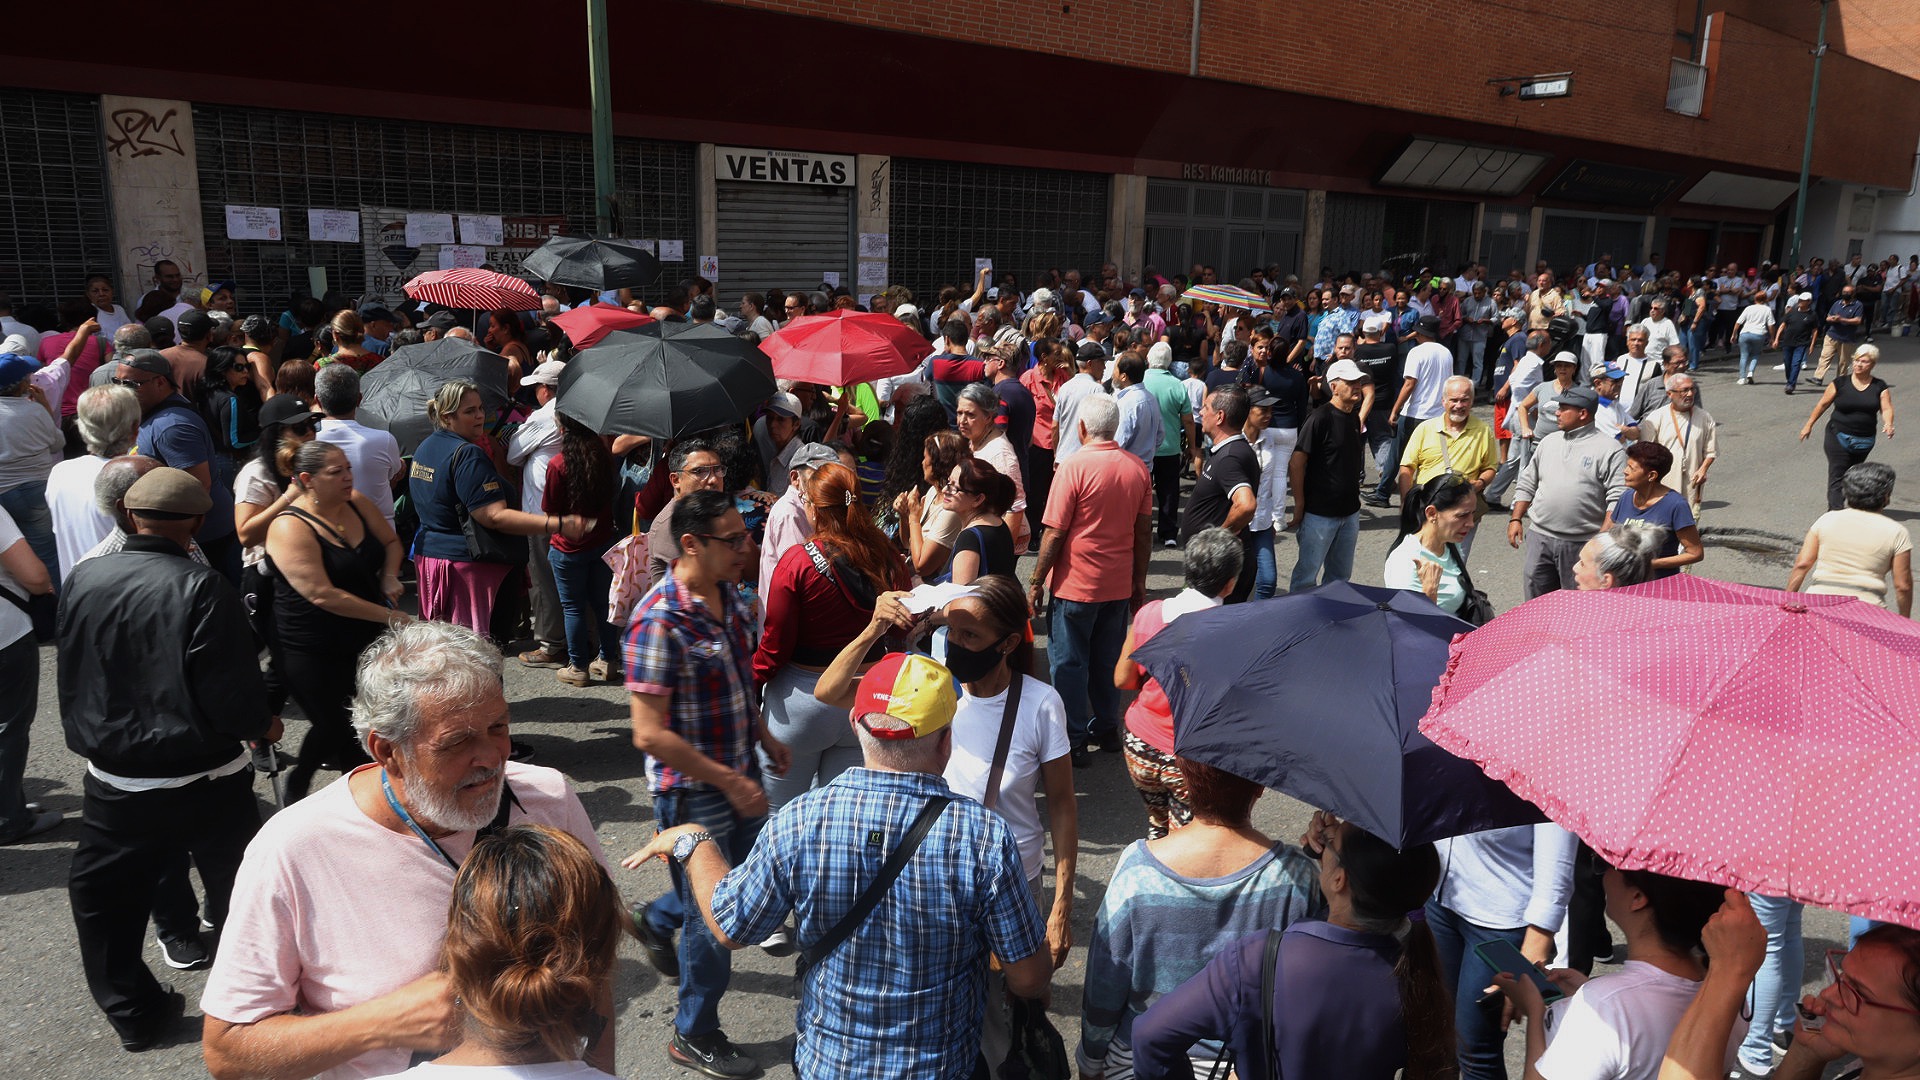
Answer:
[{"left": 1181, "top": 284, "right": 1272, "bottom": 310}]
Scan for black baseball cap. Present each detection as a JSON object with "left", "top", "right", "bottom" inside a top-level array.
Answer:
[
  {"left": 258, "top": 393, "right": 323, "bottom": 429},
  {"left": 176, "top": 309, "right": 215, "bottom": 341},
  {"left": 1414, "top": 314, "right": 1443, "bottom": 336}
]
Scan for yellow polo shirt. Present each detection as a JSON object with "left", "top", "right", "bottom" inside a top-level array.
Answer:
[{"left": 1401, "top": 415, "right": 1499, "bottom": 485}]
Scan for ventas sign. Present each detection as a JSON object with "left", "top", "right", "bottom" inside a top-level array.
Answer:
[{"left": 717, "top": 145, "right": 854, "bottom": 187}]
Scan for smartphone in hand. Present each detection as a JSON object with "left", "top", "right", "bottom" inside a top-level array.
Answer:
[{"left": 1475, "top": 938, "right": 1565, "bottom": 1004}]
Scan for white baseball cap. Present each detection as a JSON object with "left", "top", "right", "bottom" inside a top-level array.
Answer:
[
  {"left": 1360, "top": 313, "right": 1389, "bottom": 334},
  {"left": 1325, "top": 359, "right": 1370, "bottom": 384},
  {"left": 520, "top": 359, "right": 567, "bottom": 387},
  {"left": 893, "top": 303, "right": 918, "bottom": 320}
]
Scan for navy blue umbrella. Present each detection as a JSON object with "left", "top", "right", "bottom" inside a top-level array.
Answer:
[{"left": 1130, "top": 580, "right": 1543, "bottom": 848}]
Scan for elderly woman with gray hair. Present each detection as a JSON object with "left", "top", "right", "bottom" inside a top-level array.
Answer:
[
  {"left": 408, "top": 380, "right": 596, "bottom": 635},
  {"left": 1571, "top": 520, "right": 1662, "bottom": 592},
  {"left": 954, "top": 379, "right": 1029, "bottom": 550},
  {"left": 1800, "top": 342, "right": 1894, "bottom": 511},
  {"left": 1789, "top": 461, "right": 1912, "bottom": 617},
  {"left": 1112, "top": 526, "right": 1244, "bottom": 839}
]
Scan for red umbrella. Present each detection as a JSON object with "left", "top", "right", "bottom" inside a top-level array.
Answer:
[
  {"left": 550, "top": 303, "right": 655, "bottom": 349},
  {"left": 761, "top": 309, "right": 926, "bottom": 386},
  {"left": 1418, "top": 575, "right": 1920, "bottom": 928},
  {"left": 403, "top": 267, "right": 542, "bottom": 312}
]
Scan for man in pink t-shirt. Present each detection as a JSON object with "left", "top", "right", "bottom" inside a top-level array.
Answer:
[
  {"left": 1028, "top": 394, "right": 1151, "bottom": 767},
  {"left": 200, "top": 623, "right": 612, "bottom": 1080}
]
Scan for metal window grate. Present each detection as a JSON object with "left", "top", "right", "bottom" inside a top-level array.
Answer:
[
  {"left": 888, "top": 159, "right": 1109, "bottom": 301},
  {"left": 1327, "top": 193, "right": 1473, "bottom": 277},
  {"left": 193, "top": 104, "right": 696, "bottom": 309},
  {"left": 0, "top": 90, "right": 113, "bottom": 311}
]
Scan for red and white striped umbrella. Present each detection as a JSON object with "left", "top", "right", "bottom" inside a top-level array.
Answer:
[{"left": 403, "top": 267, "right": 542, "bottom": 312}]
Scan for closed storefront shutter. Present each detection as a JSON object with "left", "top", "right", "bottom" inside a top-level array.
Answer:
[
  {"left": 1327, "top": 193, "right": 1474, "bottom": 278},
  {"left": 1144, "top": 180, "right": 1303, "bottom": 284},
  {"left": 0, "top": 90, "right": 114, "bottom": 310},
  {"left": 888, "top": 159, "right": 1108, "bottom": 302},
  {"left": 1541, "top": 212, "right": 1645, "bottom": 277},
  {"left": 714, "top": 183, "right": 852, "bottom": 306},
  {"left": 194, "top": 105, "right": 695, "bottom": 309}
]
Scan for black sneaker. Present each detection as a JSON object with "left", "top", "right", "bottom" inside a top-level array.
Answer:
[
  {"left": 156, "top": 932, "right": 210, "bottom": 971},
  {"left": 1360, "top": 492, "right": 1391, "bottom": 508},
  {"left": 668, "top": 1028, "right": 761, "bottom": 1078},
  {"left": 117, "top": 984, "right": 186, "bottom": 1052},
  {"left": 627, "top": 901, "right": 680, "bottom": 979},
  {"left": 1070, "top": 746, "right": 1091, "bottom": 769}
]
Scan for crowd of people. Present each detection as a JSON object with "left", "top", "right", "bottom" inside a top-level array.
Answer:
[{"left": 0, "top": 244, "right": 1915, "bottom": 1080}]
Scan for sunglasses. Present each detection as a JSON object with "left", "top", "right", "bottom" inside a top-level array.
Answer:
[
  {"left": 285, "top": 420, "right": 315, "bottom": 436},
  {"left": 111, "top": 375, "right": 156, "bottom": 388}
]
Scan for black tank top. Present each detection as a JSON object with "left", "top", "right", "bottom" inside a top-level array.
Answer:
[{"left": 273, "top": 504, "right": 387, "bottom": 654}]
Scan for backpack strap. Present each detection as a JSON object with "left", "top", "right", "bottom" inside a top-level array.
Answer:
[{"left": 1260, "top": 927, "right": 1283, "bottom": 1077}]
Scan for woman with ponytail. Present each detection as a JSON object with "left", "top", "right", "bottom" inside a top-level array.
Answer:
[
  {"left": 369, "top": 824, "right": 620, "bottom": 1078},
  {"left": 1130, "top": 816, "right": 1453, "bottom": 1080},
  {"left": 752, "top": 461, "right": 909, "bottom": 812}
]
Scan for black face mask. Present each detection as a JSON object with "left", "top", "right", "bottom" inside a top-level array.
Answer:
[{"left": 944, "top": 636, "right": 1008, "bottom": 684}]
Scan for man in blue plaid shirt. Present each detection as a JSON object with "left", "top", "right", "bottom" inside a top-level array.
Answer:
[
  {"left": 626, "top": 651, "right": 1049, "bottom": 1080},
  {"left": 625, "top": 489, "right": 769, "bottom": 1078}
]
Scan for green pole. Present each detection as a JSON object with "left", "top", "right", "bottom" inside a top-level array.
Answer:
[
  {"left": 1788, "top": 0, "right": 1828, "bottom": 268},
  {"left": 587, "top": 0, "right": 616, "bottom": 237}
]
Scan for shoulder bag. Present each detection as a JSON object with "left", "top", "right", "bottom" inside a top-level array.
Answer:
[
  {"left": 1200, "top": 927, "right": 1286, "bottom": 1080},
  {"left": 982, "top": 670, "right": 1024, "bottom": 812},
  {"left": 454, "top": 444, "right": 527, "bottom": 565},
  {"left": 1449, "top": 542, "right": 1496, "bottom": 627},
  {"left": 798, "top": 795, "right": 951, "bottom": 973}
]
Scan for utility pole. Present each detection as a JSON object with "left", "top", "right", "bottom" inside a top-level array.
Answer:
[
  {"left": 1788, "top": 0, "right": 1829, "bottom": 268},
  {"left": 587, "top": 0, "right": 616, "bottom": 237}
]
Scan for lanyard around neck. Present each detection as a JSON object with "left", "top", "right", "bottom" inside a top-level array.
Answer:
[{"left": 381, "top": 768, "right": 461, "bottom": 869}]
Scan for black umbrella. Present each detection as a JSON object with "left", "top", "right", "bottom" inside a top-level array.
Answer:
[
  {"left": 520, "top": 235, "right": 663, "bottom": 292},
  {"left": 556, "top": 320, "right": 776, "bottom": 439},
  {"left": 358, "top": 338, "right": 512, "bottom": 454}
]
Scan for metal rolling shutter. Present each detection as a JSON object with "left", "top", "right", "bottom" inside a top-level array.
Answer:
[
  {"left": 888, "top": 159, "right": 1109, "bottom": 302},
  {"left": 194, "top": 104, "right": 696, "bottom": 308},
  {"left": 0, "top": 90, "right": 113, "bottom": 309},
  {"left": 714, "top": 183, "right": 851, "bottom": 306}
]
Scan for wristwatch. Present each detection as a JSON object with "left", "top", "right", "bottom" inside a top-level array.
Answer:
[{"left": 670, "top": 830, "right": 714, "bottom": 864}]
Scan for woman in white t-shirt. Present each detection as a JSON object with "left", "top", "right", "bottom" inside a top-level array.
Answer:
[
  {"left": 1383, "top": 473, "right": 1477, "bottom": 616},
  {"left": 367, "top": 824, "right": 619, "bottom": 1080},
  {"left": 1733, "top": 291, "right": 1776, "bottom": 385},
  {"left": 1495, "top": 866, "right": 1732, "bottom": 1080},
  {"left": 0, "top": 504, "right": 59, "bottom": 844}
]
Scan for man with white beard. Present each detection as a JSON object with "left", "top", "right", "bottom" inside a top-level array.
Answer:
[{"left": 200, "top": 621, "right": 612, "bottom": 1080}]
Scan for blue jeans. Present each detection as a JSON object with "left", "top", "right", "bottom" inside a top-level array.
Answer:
[
  {"left": 1687, "top": 322, "right": 1709, "bottom": 370},
  {"left": 1365, "top": 422, "right": 1397, "bottom": 502},
  {"left": 1427, "top": 899, "right": 1525, "bottom": 1080},
  {"left": 1485, "top": 433, "right": 1534, "bottom": 506},
  {"left": 1289, "top": 512, "right": 1358, "bottom": 593},
  {"left": 1739, "top": 893, "right": 1804, "bottom": 1071},
  {"left": 1783, "top": 343, "right": 1809, "bottom": 387},
  {"left": 1249, "top": 527, "right": 1278, "bottom": 600},
  {"left": 1737, "top": 332, "right": 1767, "bottom": 380},
  {"left": 650, "top": 786, "right": 765, "bottom": 1036},
  {"left": 548, "top": 543, "right": 620, "bottom": 670},
  {"left": 0, "top": 481, "right": 58, "bottom": 638},
  {"left": 1048, "top": 597, "right": 1129, "bottom": 749}
]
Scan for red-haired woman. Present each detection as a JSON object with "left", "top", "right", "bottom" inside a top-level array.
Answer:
[{"left": 752, "top": 461, "right": 909, "bottom": 812}]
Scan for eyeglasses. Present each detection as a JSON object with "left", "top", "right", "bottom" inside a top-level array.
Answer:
[
  {"left": 940, "top": 481, "right": 978, "bottom": 496},
  {"left": 677, "top": 464, "right": 726, "bottom": 481},
  {"left": 1826, "top": 950, "right": 1920, "bottom": 1017},
  {"left": 694, "top": 531, "right": 751, "bottom": 552}
]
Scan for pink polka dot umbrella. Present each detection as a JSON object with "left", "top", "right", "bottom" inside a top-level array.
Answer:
[{"left": 1418, "top": 575, "right": 1920, "bottom": 929}]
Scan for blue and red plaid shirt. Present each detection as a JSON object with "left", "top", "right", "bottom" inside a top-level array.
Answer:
[{"left": 623, "top": 574, "right": 758, "bottom": 794}]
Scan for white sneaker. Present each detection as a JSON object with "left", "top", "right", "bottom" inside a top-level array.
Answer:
[
  {"left": 1772, "top": 363, "right": 1785, "bottom": 370},
  {"left": 759, "top": 926, "right": 795, "bottom": 957}
]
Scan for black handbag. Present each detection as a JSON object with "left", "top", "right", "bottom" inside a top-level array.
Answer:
[
  {"left": 998, "top": 994, "right": 1070, "bottom": 1080},
  {"left": 1450, "top": 542, "right": 1496, "bottom": 626},
  {"left": 455, "top": 445, "right": 527, "bottom": 565}
]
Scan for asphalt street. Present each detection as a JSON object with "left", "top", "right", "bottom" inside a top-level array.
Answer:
[{"left": 4, "top": 331, "right": 1914, "bottom": 1078}]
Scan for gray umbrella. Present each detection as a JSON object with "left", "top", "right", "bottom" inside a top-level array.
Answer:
[{"left": 358, "top": 338, "right": 512, "bottom": 454}]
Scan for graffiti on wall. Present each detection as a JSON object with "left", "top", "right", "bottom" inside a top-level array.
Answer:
[{"left": 106, "top": 107, "right": 186, "bottom": 158}]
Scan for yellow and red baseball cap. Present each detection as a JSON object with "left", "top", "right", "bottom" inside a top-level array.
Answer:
[{"left": 852, "top": 653, "right": 958, "bottom": 739}]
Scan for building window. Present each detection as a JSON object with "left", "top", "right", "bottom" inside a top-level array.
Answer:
[
  {"left": 0, "top": 90, "right": 113, "bottom": 309},
  {"left": 888, "top": 159, "right": 1109, "bottom": 302}
]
